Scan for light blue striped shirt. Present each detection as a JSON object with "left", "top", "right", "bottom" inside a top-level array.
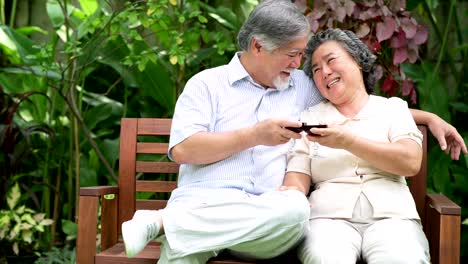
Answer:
[{"left": 168, "top": 53, "right": 323, "bottom": 200}]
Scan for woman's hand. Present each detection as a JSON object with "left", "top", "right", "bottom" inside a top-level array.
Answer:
[
  {"left": 427, "top": 115, "right": 467, "bottom": 160},
  {"left": 308, "top": 123, "right": 422, "bottom": 176},
  {"left": 307, "top": 123, "right": 356, "bottom": 150}
]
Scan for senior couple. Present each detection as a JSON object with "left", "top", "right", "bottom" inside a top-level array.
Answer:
[{"left": 121, "top": 1, "right": 467, "bottom": 263}]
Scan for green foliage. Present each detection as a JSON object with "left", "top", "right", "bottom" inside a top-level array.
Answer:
[
  {"left": 0, "top": 85, "right": 54, "bottom": 209},
  {"left": 403, "top": 0, "right": 468, "bottom": 260},
  {"left": 61, "top": 219, "right": 77, "bottom": 242},
  {"left": 402, "top": 61, "right": 451, "bottom": 122},
  {"left": 303, "top": 0, "right": 428, "bottom": 104},
  {"left": 0, "top": 183, "right": 53, "bottom": 256},
  {"left": 34, "top": 246, "right": 76, "bottom": 264},
  {"left": 0, "top": 0, "right": 255, "bottom": 254}
]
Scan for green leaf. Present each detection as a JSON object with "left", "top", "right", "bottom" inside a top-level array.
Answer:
[
  {"left": 83, "top": 103, "right": 114, "bottom": 131},
  {"left": 452, "top": 165, "right": 468, "bottom": 198},
  {"left": 35, "top": 224, "right": 45, "bottom": 232},
  {"left": 10, "top": 225, "right": 20, "bottom": 239},
  {"left": 178, "top": 16, "right": 186, "bottom": 23},
  {"left": 404, "top": 61, "right": 450, "bottom": 122},
  {"left": 80, "top": 159, "right": 98, "bottom": 187},
  {"left": 0, "top": 224, "right": 8, "bottom": 239},
  {"left": 7, "top": 183, "right": 21, "bottom": 210},
  {"left": 450, "top": 102, "right": 468, "bottom": 113},
  {"left": 0, "top": 26, "right": 18, "bottom": 51},
  {"left": 88, "top": 148, "right": 99, "bottom": 169},
  {"left": 406, "top": 0, "right": 425, "bottom": 10},
  {"left": 33, "top": 213, "right": 45, "bottom": 222},
  {"left": 0, "top": 25, "right": 40, "bottom": 64},
  {"left": 78, "top": 0, "right": 99, "bottom": 16},
  {"left": 450, "top": 43, "right": 468, "bottom": 56},
  {"left": 21, "top": 214, "right": 36, "bottom": 226},
  {"left": 22, "top": 229, "right": 33, "bottom": 243},
  {"left": 39, "top": 218, "right": 54, "bottom": 226},
  {"left": 21, "top": 223, "right": 33, "bottom": 230},
  {"left": 199, "top": 2, "right": 241, "bottom": 30},
  {"left": 46, "top": 0, "right": 66, "bottom": 28},
  {"left": 100, "top": 138, "right": 120, "bottom": 171},
  {"left": 197, "top": 15, "right": 208, "bottom": 23},
  {"left": 15, "top": 26, "right": 48, "bottom": 36},
  {"left": 427, "top": 146, "right": 451, "bottom": 193},
  {"left": 99, "top": 38, "right": 176, "bottom": 111},
  {"left": 13, "top": 242, "right": 19, "bottom": 255},
  {"left": 0, "top": 26, "right": 20, "bottom": 63},
  {"left": 1, "top": 66, "right": 62, "bottom": 81},
  {"left": 40, "top": 219, "right": 53, "bottom": 226},
  {"left": 62, "top": 219, "right": 77, "bottom": 236}
]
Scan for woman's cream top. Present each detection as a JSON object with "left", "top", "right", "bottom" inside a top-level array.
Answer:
[{"left": 286, "top": 95, "right": 423, "bottom": 219}]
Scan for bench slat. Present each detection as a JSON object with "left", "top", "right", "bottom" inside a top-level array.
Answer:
[
  {"left": 96, "top": 243, "right": 159, "bottom": 264},
  {"left": 137, "top": 142, "right": 169, "bottom": 154},
  {"left": 136, "top": 161, "right": 179, "bottom": 173},
  {"left": 136, "top": 200, "right": 168, "bottom": 210},
  {"left": 137, "top": 118, "right": 172, "bottom": 135},
  {"left": 96, "top": 243, "right": 256, "bottom": 264},
  {"left": 136, "top": 180, "right": 177, "bottom": 193}
]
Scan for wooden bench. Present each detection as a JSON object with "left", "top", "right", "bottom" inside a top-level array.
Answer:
[{"left": 76, "top": 118, "right": 462, "bottom": 264}]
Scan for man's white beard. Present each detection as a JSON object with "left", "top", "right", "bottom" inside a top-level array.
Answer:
[{"left": 273, "top": 75, "right": 290, "bottom": 91}]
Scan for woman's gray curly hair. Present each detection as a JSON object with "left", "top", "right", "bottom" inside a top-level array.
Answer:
[{"left": 303, "top": 28, "right": 378, "bottom": 94}]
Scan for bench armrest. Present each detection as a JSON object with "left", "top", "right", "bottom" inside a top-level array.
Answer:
[
  {"left": 80, "top": 186, "right": 119, "bottom": 196},
  {"left": 77, "top": 186, "right": 119, "bottom": 264},
  {"left": 426, "top": 193, "right": 461, "bottom": 215},
  {"left": 424, "top": 194, "right": 461, "bottom": 264}
]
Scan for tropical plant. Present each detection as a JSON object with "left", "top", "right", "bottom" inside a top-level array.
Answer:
[
  {"left": 0, "top": 86, "right": 53, "bottom": 209},
  {"left": 0, "top": 0, "right": 255, "bottom": 251},
  {"left": 401, "top": 0, "right": 468, "bottom": 260},
  {"left": 0, "top": 183, "right": 54, "bottom": 256},
  {"left": 34, "top": 245, "right": 76, "bottom": 264},
  {"left": 301, "top": 0, "right": 428, "bottom": 104}
]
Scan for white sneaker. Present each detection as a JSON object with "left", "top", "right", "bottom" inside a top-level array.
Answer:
[{"left": 122, "top": 216, "right": 160, "bottom": 257}]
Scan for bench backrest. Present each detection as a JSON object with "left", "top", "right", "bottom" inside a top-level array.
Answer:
[
  {"left": 117, "top": 118, "right": 428, "bottom": 230},
  {"left": 118, "top": 118, "right": 178, "bottom": 229}
]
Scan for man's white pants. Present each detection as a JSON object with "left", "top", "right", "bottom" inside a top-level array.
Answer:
[
  {"left": 157, "top": 189, "right": 310, "bottom": 264},
  {"left": 298, "top": 194, "right": 430, "bottom": 264}
]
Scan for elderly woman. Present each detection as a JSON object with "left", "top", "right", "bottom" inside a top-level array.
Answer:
[{"left": 281, "top": 28, "right": 430, "bottom": 263}]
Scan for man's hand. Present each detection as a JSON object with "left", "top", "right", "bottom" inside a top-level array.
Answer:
[
  {"left": 427, "top": 115, "right": 467, "bottom": 160},
  {"left": 251, "top": 119, "right": 302, "bottom": 146}
]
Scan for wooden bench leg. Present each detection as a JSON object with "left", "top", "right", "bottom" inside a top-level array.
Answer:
[
  {"left": 77, "top": 196, "right": 99, "bottom": 264},
  {"left": 425, "top": 194, "right": 461, "bottom": 264},
  {"left": 100, "top": 194, "right": 118, "bottom": 251}
]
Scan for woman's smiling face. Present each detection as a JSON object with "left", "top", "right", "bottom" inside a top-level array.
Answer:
[{"left": 310, "top": 40, "right": 366, "bottom": 105}]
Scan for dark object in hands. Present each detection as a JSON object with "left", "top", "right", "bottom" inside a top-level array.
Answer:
[{"left": 285, "top": 123, "right": 327, "bottom": 136}]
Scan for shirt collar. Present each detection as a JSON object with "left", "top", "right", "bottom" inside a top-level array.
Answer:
[
  {"left": 227, "top": 52, "right": 295, "bottom": 90},
  {"left": 227, "top": 52, "right": 250, "bottom": 86}
]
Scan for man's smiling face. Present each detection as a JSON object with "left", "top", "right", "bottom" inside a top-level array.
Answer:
[{"left": 258, "top": 36, "right": 308, "bottom": 90}]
